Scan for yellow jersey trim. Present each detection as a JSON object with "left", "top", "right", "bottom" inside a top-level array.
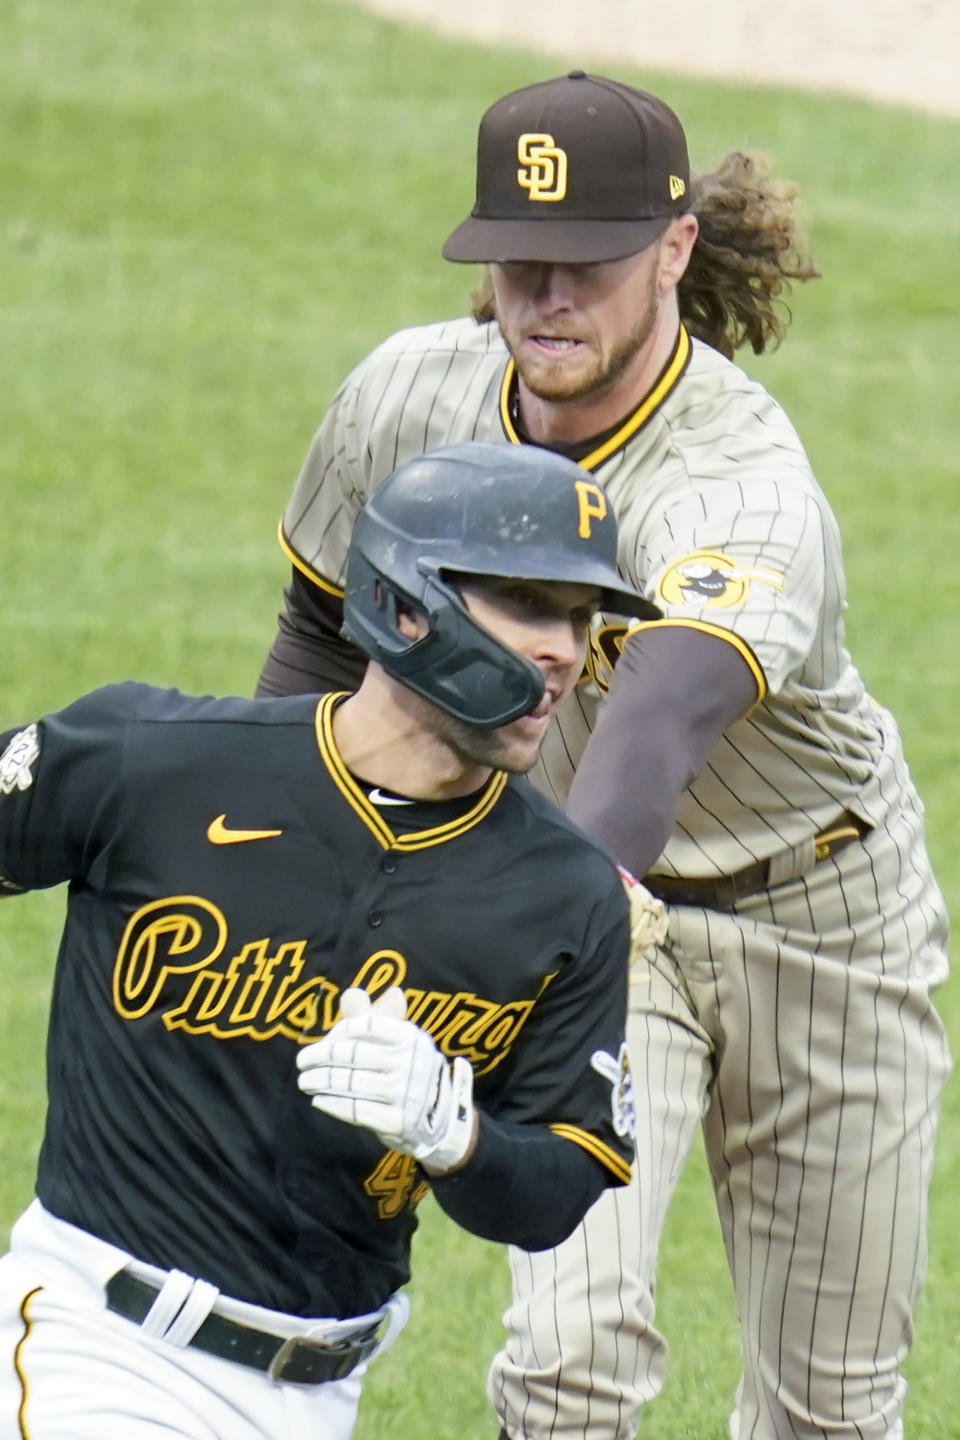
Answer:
[
  {"left": 315, "top": 693, "right": 508, "bottom": 851},
  {"left": 499, "top": 326, "right": 692, "bottom": 472},
  {"left": 498, "top": 364, "right": 516, "bottom": 443},
  {"left": 15, "top": 1286, "right": 42, "bottom": 1437},
  {"left": 392, "top": 772, "right": 508, "bottom": 850},
  {"left": 625, "top": 617, "right": 767, "bottom": 703},
  {"left": 548, "top": 1124, "right": 632, "bottom": 1185},
  {"left": 278, "top": 520, "right": 345, "bottom": 599}
]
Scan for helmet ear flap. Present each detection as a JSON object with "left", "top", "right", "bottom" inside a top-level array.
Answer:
[
  {"left": 371, "top": 576, "right": 428, "bottom": 645},
  {"left": 343, "top": 555, "right": 429, "bottom": 662},
  {"left": 343, "top": 558, "right": 545, "bottom": 727}
]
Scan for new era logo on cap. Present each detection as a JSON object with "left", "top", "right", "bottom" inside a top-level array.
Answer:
[{"left": 443, "top": 70, "right": 691, "bottom": 265}]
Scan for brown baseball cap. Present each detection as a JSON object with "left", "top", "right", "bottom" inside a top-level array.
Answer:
[{"left": 443, "top": 71, "right": 691, "bottom": 265}]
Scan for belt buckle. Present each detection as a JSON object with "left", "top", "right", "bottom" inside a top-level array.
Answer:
[{"left": 268, "top": 1322, "right": 382, "bottom": 1385}]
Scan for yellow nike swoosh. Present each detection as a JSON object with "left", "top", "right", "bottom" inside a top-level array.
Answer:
[{"left": 207, "top": 814, "right": 283, "bottom": 845}]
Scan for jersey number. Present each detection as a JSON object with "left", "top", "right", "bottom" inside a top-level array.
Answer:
[{"left": 364, "top": 1151, "right": 430, "bottom": 1220}]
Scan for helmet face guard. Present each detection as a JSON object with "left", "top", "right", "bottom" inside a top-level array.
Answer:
[{"left": 341, "top": 443, "right": 660, "bottom": 727}]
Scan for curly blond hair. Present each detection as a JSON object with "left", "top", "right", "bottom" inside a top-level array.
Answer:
[
  {"left": 469, "top": 151, "right": 818, "bottom": 359},
  {"left": 681, "top": 151, "right": 819, "bottom": 357}
]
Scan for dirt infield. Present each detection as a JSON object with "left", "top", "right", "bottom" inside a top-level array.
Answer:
[{"left": 355, "top": 0, "right": 959, "bottom": 117}]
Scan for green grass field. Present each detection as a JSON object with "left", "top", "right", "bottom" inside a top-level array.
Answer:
[{"left": 1, "top": 2, "right": 958, "bottom": 1436}]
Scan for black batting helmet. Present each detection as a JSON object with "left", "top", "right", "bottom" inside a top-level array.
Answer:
[{"left": 341, "top": 442, "right": 659, "bottom": 727}]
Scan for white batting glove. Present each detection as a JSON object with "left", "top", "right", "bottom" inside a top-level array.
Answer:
[{"left": 296, "top": 988, "right": 476, "bottom": 1173}]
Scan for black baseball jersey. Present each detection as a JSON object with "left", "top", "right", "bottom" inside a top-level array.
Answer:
[{"left": 0, "top": 683, "right": 633, "bottom": 1317}]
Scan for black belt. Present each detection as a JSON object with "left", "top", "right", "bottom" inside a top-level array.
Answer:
[
  {"left": 645, "top": 810, "right": 871, "bottom": 910},
  {"left": 105, "top": 1269, "right": 382, "bottom": 1385}
]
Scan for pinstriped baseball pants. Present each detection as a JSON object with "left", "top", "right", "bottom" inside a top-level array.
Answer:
[{"left": 489, "top": 798, "right": 951, "bottom": 1440}]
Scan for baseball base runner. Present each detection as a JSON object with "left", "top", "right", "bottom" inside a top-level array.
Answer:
[{"left": 0, "top": 444, "right": 656, "bottom": 1440}]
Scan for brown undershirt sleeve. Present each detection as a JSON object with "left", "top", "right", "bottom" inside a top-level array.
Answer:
[
  {"left": 566, "top": 625, "right": 762, "bottom": 879},
  {"left": 255, "top": 568, "right": 369, "bottom": 698}
]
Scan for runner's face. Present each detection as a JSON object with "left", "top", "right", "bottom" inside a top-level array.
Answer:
[{"left": 424, "top": 579, "right": 599, "bottom": 774}]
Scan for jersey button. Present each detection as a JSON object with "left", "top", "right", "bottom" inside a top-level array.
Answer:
[
  {"left": 368, "top": 910, "right": 384, "bottom": 928},
  {"left": 382, "top": 856, "right": 398, "bottom": 874}
]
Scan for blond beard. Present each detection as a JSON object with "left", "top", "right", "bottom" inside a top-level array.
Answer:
[{"left": 496, "top": 272, "right": 661, "bottom": 406}]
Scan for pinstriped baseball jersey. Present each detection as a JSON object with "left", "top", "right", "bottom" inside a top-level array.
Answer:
[{"left": 281, "top": 317, "right": 904, "bottom": 883}]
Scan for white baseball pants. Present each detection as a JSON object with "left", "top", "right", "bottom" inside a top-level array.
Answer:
[{"left": 0, "top": 1202, "right": 407, "bottom": 1440}]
